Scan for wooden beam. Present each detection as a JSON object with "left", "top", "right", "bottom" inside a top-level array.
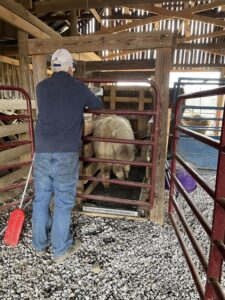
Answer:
[
  {"left": 18, "top": 30, "right": 31, "bottom": 94},
  {"left": 0, "top": 144, "right": 30, "bottom": 165},
  {"left": 32, "top": 0, "right": 191, "bottom": 13},
  {"left": 0, "top": 0, "right": 101, "bottom": 61},
  {"left": 90, "top": 71, "right": 154, "bottom": 80},
  {"left": 0, "top": 45, "right": 18, "bottom": 56},
  {"left": 0, "top": 5, "right": 50, "bottom": 38},
  {"left": 69, "top": 10, "right": 78, "bottom": 36},
  {"left": 0, "top": 123, "right": 28, "bottom": 138},
  {"left": 0, "top": 99, "right": 36, "bottom": 110},
  {"left": 15, "top": 0, "right": 32, "bottom": 9},
  {"left": 32, "top": 55, "right": 47, "bottom": 112},
  {"left": 80, "top": 59, "right": 155, "bottom": 71},
  {"left": 145, "top": 5, "right": 225, "bottom": 28},
  {"left": 178, "top": 30, "right": 225, "bottom": 43},
  {"left": 0, "top": 166, "right": 30, "bottom": 188},
  {"left": 112, "top": 1, "right": 225, "bottom": 36},
  {"left": 177, "top": 42, "right": 225, "bottom": 50},
  {"left": 151, "top": 47, "right": 172, "bottom": 225},
  {"left": 100, "top": 14, "right": 169, "bottom": 34},
  {"left": 90, "top": 9, "right": 102, "bottom": 24},
  {"left": 103, "top": 50, "right": 141, "bottom": 60},
  {"left": 80, "top": 59, "right": 225, "bottom": 71},
  {"left": 128, "top": 0, "right": 225, "bottom": 14},
  {"left": 28, "top": 31, "right": 173, "bottom": 55},
  {"left": 0, "top": 54, "right": 52, "bottom": 75},
  {"left": 0, "top": 0, "right": 59, "bottom": 37}
]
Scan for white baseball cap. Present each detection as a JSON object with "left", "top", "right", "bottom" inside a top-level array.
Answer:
[{"left": 51, "top": 48, "right": 74, "bottom": 69}]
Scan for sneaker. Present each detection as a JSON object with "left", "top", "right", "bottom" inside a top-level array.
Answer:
[
  {"left": 53, "top": 244, "right": 76, "bottom": 264},
  {"left": 36, "top": 250, "right": 46, "bottom": 257},
  {"left": 74, "top": 238, "right": 81, "bottom": 251}
]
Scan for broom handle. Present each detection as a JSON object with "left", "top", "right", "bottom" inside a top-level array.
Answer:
[{"left": 19, "top": 154, "right": 35, "bottom": 209}]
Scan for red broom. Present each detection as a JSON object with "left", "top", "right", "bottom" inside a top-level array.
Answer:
[{"left": 3, "top": 157, "right": 34, "bottom": 246}]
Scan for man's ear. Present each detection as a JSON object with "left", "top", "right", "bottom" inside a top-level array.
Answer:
[{"left": 68, "top": 66, "right": 73, "bottom": 76}]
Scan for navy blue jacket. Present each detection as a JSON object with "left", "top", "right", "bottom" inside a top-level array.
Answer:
[{"left": 35, "top": 71, "right": 103, "bottom": 153}]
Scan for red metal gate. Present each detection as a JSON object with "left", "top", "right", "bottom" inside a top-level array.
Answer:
[
  {"left": 169, "top": 87, "right": 225, "bottom": 299},
  {"left": 77, "top": 78, "right": 161, "bottom": 215},
  {"left": 0, "top": 86, "right": 34, "bottom": 210}
]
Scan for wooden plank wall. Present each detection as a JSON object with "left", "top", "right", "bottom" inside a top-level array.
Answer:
[
  {"left": 103, "top": 85, "right": 153, "bottom": 138},
  {"left": 0, "top": 97, "right": 97, "bottom": 203}
]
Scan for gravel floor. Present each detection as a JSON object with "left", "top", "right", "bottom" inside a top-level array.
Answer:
[{"left": 0, "top": 169, "right": 223, "bottom": 300}]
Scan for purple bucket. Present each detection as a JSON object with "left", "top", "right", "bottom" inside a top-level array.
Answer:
[{"left": 176, "top": 168, "right": 197, "bottom": 193}]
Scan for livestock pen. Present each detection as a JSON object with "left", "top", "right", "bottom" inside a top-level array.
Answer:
[
  {"left": 0, "top": 79, "right": 190, "bottom": 300},
  {"left": 0, "top": 82, "right": 225, "bottom": 300}
]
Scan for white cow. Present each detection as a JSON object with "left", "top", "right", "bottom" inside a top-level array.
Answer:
[{"left": 93, "top": 115, "right": 135, "bottom": 187}]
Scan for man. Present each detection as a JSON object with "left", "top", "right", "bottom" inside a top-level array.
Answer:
[{"left": 32, "top": 48, "right": 103, "bottom": 263}]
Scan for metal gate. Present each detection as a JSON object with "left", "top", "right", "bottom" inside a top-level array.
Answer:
[
  {"left": 169, "top": 87, "right": 225, "bottom": 299},
  {"left": 0, "top": 86, "right": 34, "bottom": 210},
  {"left": 77, "top": 78, "right": 161, "bottom": 216}
]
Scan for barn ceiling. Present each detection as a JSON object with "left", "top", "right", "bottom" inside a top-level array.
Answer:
[{"left": 0, "top": 0, "right": 225, "bottom": 72}]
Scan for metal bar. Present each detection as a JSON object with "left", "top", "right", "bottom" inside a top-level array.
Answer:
[
  {"left": 0, "top": 140, "right": 31, "bottom": 150},
  {"left": 182, "top": 117, "right": 223, "bottom": 121},
  {"left": 205, "top": 99, "right": 225, "bottom": 298},
  {"left": 175, "top": 153, "right": 215, "bottom": 199},
  {"left": 178, "top": 86, "right": 225, "bottom": 101},
  {"left": 0, "top": 86, "right": 35, "bottom": 156},
  {"left": 84, "top": 109, "right": 156, "bottom": 116},
  {"left": 78, "top": 78, "right": 160, "bottom": 214},
  {"left": 177, "top": 125, "right": 220, "bottom": 150},
  {"left": 80, "top": 175, "right": 151, "bottom": 188},
  {"left": 172, "top": 196, "right": 208, "bottom": 272},
  {"left": 0, "top": 195, "right": 32, "bottom": 211},
  {"left": 172, "top": 175, "right": 211, "bottom": 237},
  {"left": 80, "top": 157, "right": 152, "bottom": 168},
  {"left": 82, "top": 136, "right": 154, "bottom": 146},
  {"left": 183, "top": 106, "right": 224, "bottom": 110},
  {"left": 0, "top": 180, "right": 33, "bottom": 193},
  {"left": 0, "top": 160, "right": 32, "bottom": 171},
  {"left": 181, "top": 126, "right": 222, "bottom": 130},
  {"left": 77, "top": 194, "right": 149, "bottom": 207},
  {"left": 209, "top": 278, "right": 225, "bottom": 300},
  {"left": 169, "top": 214, "right": 205, "bottom": 300},
  {"left": 0, "top": 114, "right": 30, "bottom": 121}
]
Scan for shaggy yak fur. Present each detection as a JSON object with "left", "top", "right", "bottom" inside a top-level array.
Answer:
[{"left": 93, "top": 115, "right": 135, "bottom": 187}]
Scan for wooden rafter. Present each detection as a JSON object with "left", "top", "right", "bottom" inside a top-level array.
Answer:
[
  {"left": 0, "top": 0, "right": 101, "bottom": 61},
  {"left": 99, "top": 15, "right": 169, "bottom": 34},
  {"left": 178, "top": 30, "right": 225, "bottom": 43},
  {"left": 81, "top": 59, "right": 224, "bottom": 71},
  {"left": 98, "top": 1, "right": 225, "bottom": 35},
  {"left": 32, "top": 0, "right": 192, "bottom": 13},
  {"left": 103, "top": 50, "right": 143, "bottom": 60},
  {"left": 90, "top": 8, "right": 102, "bottom": 23}
]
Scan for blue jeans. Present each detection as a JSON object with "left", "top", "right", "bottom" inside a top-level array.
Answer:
[{"left": 32, "top": 152, "right": 79, "bottom": 257}]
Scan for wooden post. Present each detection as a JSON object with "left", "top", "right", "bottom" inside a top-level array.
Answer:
[
  {"left": 216, "top": 68, "right": 225, "bottom": 135},
  {"left": 18, "top": 30, "right": 31, "bottom": 95},
  {"left": 69, "top": 10, "right": 78, "bottom": 36},
  {"left": 31, "top": 54, "right": 47, "bottom": 114},
  {"left": 18, "top": 30, "right": 32, "bottom": 162},
  {"left": 150, "top": 47, "right": 172, "bottom": 225}
]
